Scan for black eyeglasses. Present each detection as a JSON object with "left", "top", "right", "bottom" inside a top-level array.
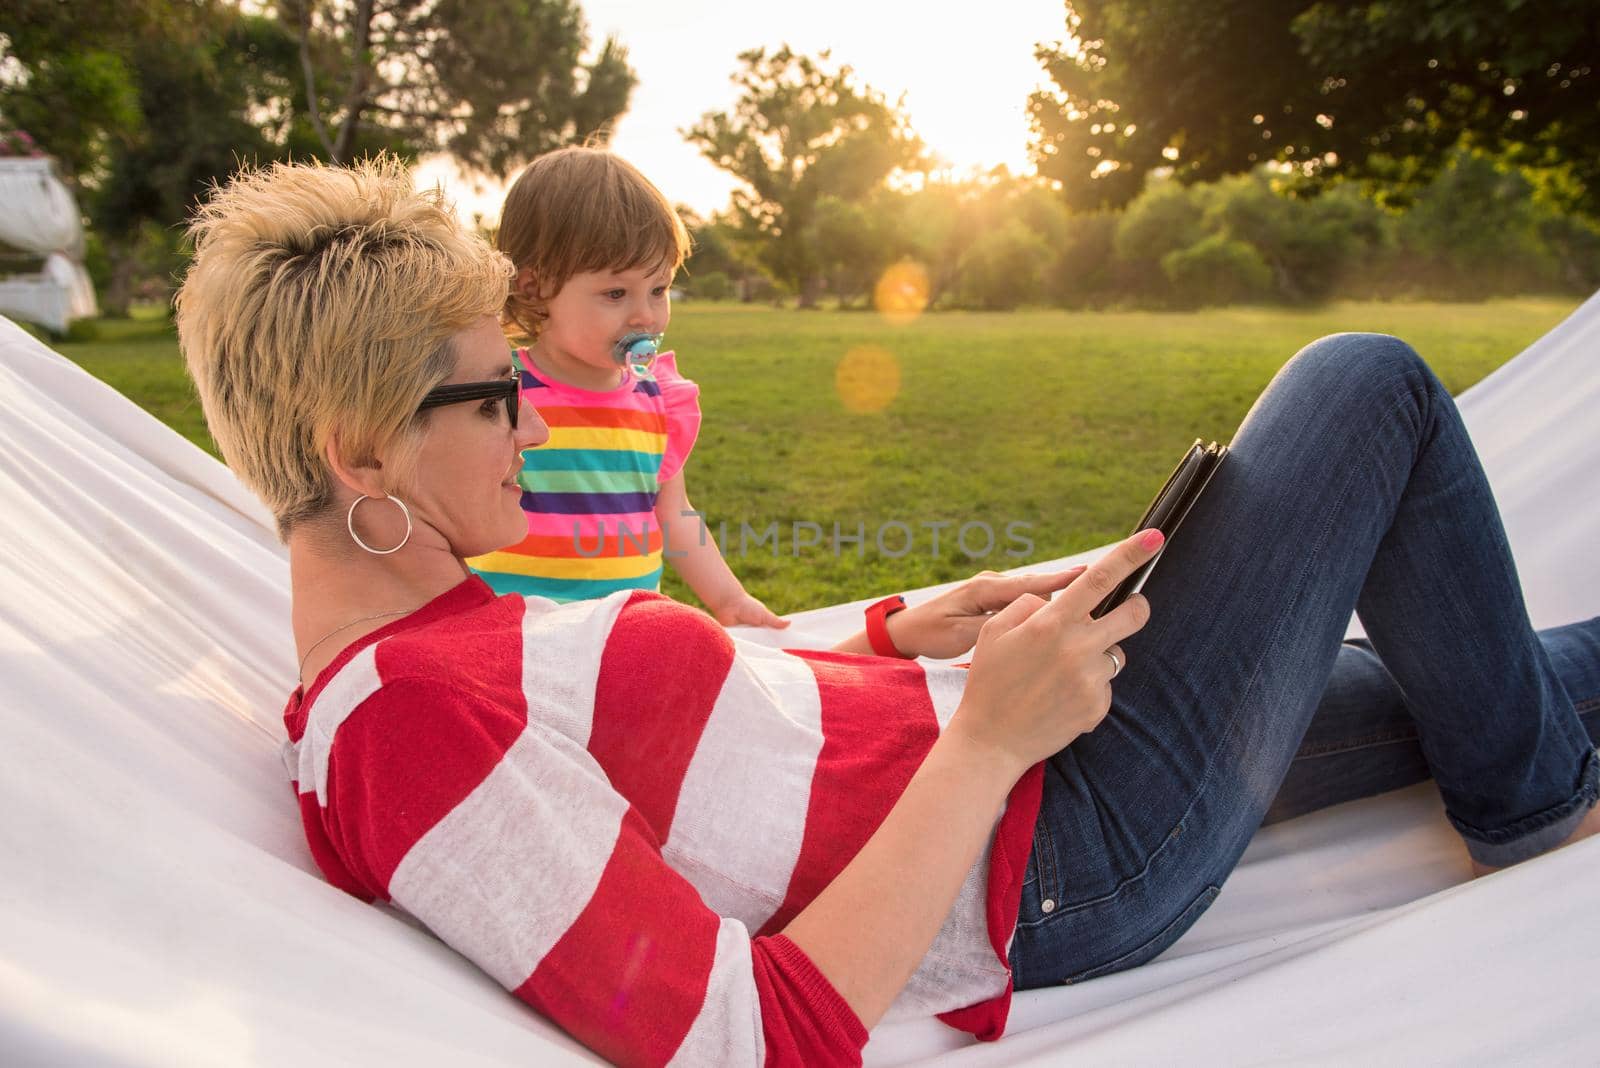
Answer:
[{"left": 417, "top": 369, "right": 521, "bottom": 429}]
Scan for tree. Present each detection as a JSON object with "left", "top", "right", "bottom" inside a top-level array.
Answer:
[
  {"left": 683, "top": 46, "right": 924, "bottom": 306},
  {"left": 2, "top": 0, "right": 307, "bottom": 313},
  {"left": 0, "top": 0, "right": 155, "bottom": 180},
  {"left": 955, "top": 221, "right": 1052, "bottom": 310},
  {"left": 1396, "top": 150, "right": 1560, "bottom": 298},
  {"left": 809, "top": 193, "right": 908, "bottom": 307},
  {"left": 680, "top": 207, "right": 772, "bottom": 301},
  {"left": 1202, "top": 172, "right": 1387, "bottom": 302},
  {"left": 1044, "top": 209, "right": 1118, "bottom": 307},
  {"left": 281, "top": 0, "right": 635, "bottom": 173},
  {"left": 893, "top": 182, "right": 976, "bottom": 308},
  {"left": 1029, "top": 0, "right": 1600, "bottom": 216},
  {"left": 1112, "top": 179, "right": 1205, "bottom": 278},
  {"left": 94, "top": 9, "right": 307, "bottom": 314},
  {"left": 2, "top": 0, "right": 633, "bottom": 312},
  {"left": 1162, "top": 234, "right": 1272, "bottom": 307}
]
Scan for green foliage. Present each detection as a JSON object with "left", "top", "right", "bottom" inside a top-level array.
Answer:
[
  {"left": 1395, "top": 151, "right": 1558, "bottom": 298},
  {"left": 682, "top": 208, "right": 771, "bottom": 301},
  {"left": 1202, "top": 174, "right": 1385, "bottom": 302},
  {"left": 681, "top": 209, "right": 742, "bottom": 278},
  {"left": 2, "top": 2, "right": 307, "bottom": 313},
  {"left": 1538, "top": 214, "right": 1600, "bottom": 293},
  {"left": 892, "top": 177, "right": 1077, "bottom": 311},
  {"left": 57, "top": 300, "right": 1575, "bottom": 612},
  {"left": 63, "top": 319, "right": 103, "bottom": 343},
  {"left": 1162, "top": 234, "right": 1273, "bottom": 307},
  {"left": 690, "top": 271, "right": 734, "bottom": 301},
  {"left": 1029, "top": 0, "right": 1600, "bottom": 217},
  {"left": 682, "top": 158, "right": 1592, "bottom": 312},
  {"left": 1011, "top": 185, "right": 1075, "bottom": 251},
  {"left": 0, "top": 0, "right": 151, "bottom": 178},
  {"left": 809, "top": 193, "right": 906, "bottom": 306},
  {"left": 1111, "top": 179, "right": 1206, "bottom": 300},
  {"left": 280, "top": 0, "right": 634, "bottom": 172},
  {"left": 955, "top": 222, "right": 1051, "bottom": 310},
  {"left": 93, "top": 13, "right": 291, "bottom": 232},
  {"left": 891, "top": 182, "right": 975, "bottom": 307},
  {"left": 683, "top": 47, "right": 924, "bottom": 305},
  {"left": 1046, "top": 210, "right": 1119, "bottom": 308},
  {"left": 2, "top": 0, "right": 630, "bottom": 313}
]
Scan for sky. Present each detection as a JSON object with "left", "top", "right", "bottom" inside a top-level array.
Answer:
[{"left": 417, "top": 0, "right": 1070, "bottom": 224}]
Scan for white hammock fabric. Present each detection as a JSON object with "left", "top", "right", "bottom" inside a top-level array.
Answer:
[
  {"left": 0, "top": 159, "right": 84, "bottom": 255},
  {"left": 0, "top": 302, "right": 1596, "bottom": 1065}
]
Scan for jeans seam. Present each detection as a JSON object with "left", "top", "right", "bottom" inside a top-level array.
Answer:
[
  {"left": 1290, "top": 727, "right": 1420, "bottom": 760},
  {"left": 1059, "top": 884, "right": 1223, "bottom": 986},
  {"left": 1034, "top": 810, "right": 1059, "bottom": 901}
]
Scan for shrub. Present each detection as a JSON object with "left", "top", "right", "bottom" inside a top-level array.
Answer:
[
  {"left": 1538, "top": 213, "right": 1600, "bottom": 292},
  {"left": 1045, "top": 211, "right": 1119, "bottom": 308},
  {"left": 1201, "top": 172, "right": 1388, "bottom": 303},
  {"left": 63, "top": 319, "right": 102, "bottom": 342},
  {"left": 955, "top": 221, "right": 1051, "bottom": 310},
  {"left": 1397, "top": 151, "right": 1559, "bottom": 298},
  {"left": 1162, "top": 235, "right": 1273, "bottom": 307},
  {"left": 691, "top": 270, "right": 733, "bottom": 301},
  {"left": 1113, "top": 179, "right": 1207, "bottom": 300}
]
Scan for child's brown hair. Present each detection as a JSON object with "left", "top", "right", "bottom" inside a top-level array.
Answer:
[{"left": 498, "top": 146, "right": 691, "bottom": 342}]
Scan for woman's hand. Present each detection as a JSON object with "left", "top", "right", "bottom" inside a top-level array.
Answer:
[
  {"left": 890, "top": 567, "right": 1088, "bottom": 661},
  {"left": 944, "top": 529, "right": 1162, "bottom": 778}
]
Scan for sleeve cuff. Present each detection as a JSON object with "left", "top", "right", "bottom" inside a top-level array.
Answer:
[{"left": 753, "top": 934, "right": 870, "bottom": 1064}]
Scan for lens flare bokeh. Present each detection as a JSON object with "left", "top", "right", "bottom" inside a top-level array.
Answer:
[
  {"left": 874, "top": 261, "right": 931, "bottom": 325},
  {"left": 835, "top": 344, "right": 901, "bottom": 414}
]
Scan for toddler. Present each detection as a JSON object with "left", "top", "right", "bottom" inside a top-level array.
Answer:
[{"left": 468, "top": 147, "right": 786, "bottom": 628}]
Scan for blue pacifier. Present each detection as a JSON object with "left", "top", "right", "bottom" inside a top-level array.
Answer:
[{"left": 613, "top": 332, "right": 663, "bottom": 379}]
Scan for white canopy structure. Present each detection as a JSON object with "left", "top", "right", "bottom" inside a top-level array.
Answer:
[
  {"left": 0, "top": 157, "right": 97, "bottom": 334},
  {"left": 0, "top": 297, "right": 1596, "bottom": 1064}
]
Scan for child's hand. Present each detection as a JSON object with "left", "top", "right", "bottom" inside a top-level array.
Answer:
[{"left": 712, "top": 592, "right": 791, "bottom": 629}]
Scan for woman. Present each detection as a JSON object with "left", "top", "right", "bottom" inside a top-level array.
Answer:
[{"left": 174, "top": 158, "right": 1599, "bottom": 1066}]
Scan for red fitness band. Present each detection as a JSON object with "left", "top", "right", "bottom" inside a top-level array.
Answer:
[{"left": 864, "top": 594, "right": 912, "bottom": 659}]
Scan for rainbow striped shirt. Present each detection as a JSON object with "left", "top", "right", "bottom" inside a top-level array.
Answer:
[{"left": 469, "top": 350, "right": 701, "bottom": 602}]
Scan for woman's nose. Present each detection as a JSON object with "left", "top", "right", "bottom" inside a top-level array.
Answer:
[{"left": 516, "top": 396, "right": 550, "bottom": 449}]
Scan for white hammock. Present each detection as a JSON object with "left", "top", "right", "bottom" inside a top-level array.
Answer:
[
  {"left": 0, "top": 300, "right": 1596, "bottom": 1065},
  {"left": 0, "top": 159, "right": 97, "bottom": 333}
]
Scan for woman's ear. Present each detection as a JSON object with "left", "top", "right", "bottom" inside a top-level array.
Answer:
[{"left": 325, "top": 432, "right": 386, "bottom": 500}]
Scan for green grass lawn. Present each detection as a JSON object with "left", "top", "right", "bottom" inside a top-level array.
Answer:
[{"left": 51, "top": 298, "right": 1581, "bottom": 613}]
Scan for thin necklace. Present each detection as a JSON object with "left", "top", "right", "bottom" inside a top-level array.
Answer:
[{"left": 297, "top": 607, "right": 418, "bottom": 681}]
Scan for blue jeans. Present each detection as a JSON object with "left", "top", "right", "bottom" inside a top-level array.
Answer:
[{"left": 1010, "top": 333, "right": 1600, "bottom": 989}]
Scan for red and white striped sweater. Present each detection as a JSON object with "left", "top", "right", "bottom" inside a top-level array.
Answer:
[{"left": 283, "top": 578, "right": 1043, "bottom": 1066}]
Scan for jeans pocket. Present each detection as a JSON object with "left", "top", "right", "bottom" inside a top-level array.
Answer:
[{"left": 1061, "top": 884, "right": 1221, "bottom": 986}]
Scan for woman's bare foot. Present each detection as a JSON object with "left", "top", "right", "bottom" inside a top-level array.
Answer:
[{"left": 1470, "top": 802, "right": 1600, "bottom": 878}]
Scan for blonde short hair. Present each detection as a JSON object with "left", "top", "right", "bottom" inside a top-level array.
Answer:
[
  {"left": 175, "top": 156, "right": 512, "bottom": 539},
  {"left": 498, "top": 146, "right": 690, "bottom": 342}
]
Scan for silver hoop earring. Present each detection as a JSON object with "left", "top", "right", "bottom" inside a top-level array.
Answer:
[{"left": 347, "top": 494, "right": 412, "bottom": 555}]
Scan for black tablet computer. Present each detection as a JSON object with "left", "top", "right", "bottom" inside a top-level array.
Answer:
[{"left": 1091, "top": 439, "right": 1228, "bottom": 619}]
